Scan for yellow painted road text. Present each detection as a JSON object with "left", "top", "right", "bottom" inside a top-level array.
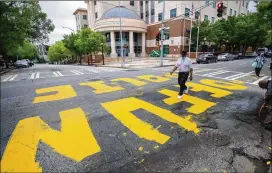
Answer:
[
  {"left": 101, "top": 97, "right": 200, "bottom": 145},
  {"left": 1, "top": 108, "right": 100, "bottom": 172},
  {"left": 33, "top": 85, "right": 77, "bottom": 104}
]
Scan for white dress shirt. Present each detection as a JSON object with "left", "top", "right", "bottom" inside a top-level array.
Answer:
[{"left": 175, "top": 57, "right": 193, "bottom": 72}]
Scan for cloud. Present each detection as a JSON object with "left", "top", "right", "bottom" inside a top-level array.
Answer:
[{"left": 39, "top": 1, "right": 86, "bottom": 45}]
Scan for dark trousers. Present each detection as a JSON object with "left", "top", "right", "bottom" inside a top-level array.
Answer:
[
  {"left": 178, "top": 72, "right": 189, "bottom": 95},
  {"left": 255, "top": 68, "right": 262, "bottom": 77}
]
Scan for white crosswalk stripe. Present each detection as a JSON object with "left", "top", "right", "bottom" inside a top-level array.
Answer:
[
  {"left": 202, "top": 70, "right": 229, "bottom": 77},
  {"left": 30, "top": 73, "right": 36, "bottom": 79},
  {"left": 252, "top": 76, "right": 269, "bottom": 85},
  {"left": 8, "top": 75, "right": 18, "bottom": 81},
  {"left": 53, "top": 72, "right": 59, "bottom": 77},
  {"left": 56, "top": 71, "right": 63, "bottom": 76},
  {"left": 228, "top": 71, "right": 254, "bottom": 80},
  {"left": 1, "top": 67, "right": 269, "bottom": 85},
  {"left": 87, "top": 69, "right": 99, "bottom": 73},
  {"left": 35, "top": 73, "right": 40, "bottom": 79},
  {"left": 194, "top": 69, "right": 214, "bottom": 73},
  {"left": 98, "top": 68, "right": 118, "bottom": 72},
  {"left": 224, "top": 73, "right": 245, "bottom": 80},
  {"left": 70, "top": 70, "right": 83, "bottom": 75},
  {"left": 73, "top": 70, "right": 84, "bottom": 74},
  {"left": 2, "top": 75, "right": 14, "bottom": 82}
]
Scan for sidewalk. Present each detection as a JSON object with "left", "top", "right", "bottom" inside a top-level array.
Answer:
[
  {"left": 0, "top": 67, "right": 14, "bottom": 75},
  {"left": 97, "top": 57, "right": 196, "bottom": 69}
]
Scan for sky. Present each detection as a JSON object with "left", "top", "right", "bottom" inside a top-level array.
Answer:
[
  {"left": 40, "top": 1, "right": 257, "bottom": 45},
  {"left": 39, "top": 1, "right": 86, "bottom": 45}
]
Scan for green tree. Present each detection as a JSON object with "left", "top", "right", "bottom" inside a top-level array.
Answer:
[
  {"left": 191, "top": 20, "right": 212, "bottom": 50},
  {"left": 256, "top": 1, "right": 272, "bottom": 48},
  {"left": 256, "top": 0, "right": 272, "bottom": 27},
  {"left": 194, "top": 12, "right": 269, "bottom": 54},
  {"left": 48, "top": 41, "right": 71, "bottom": 63},
  {"left": 0, "top": 1, "right": 54, "bottom": 68},
  {"left": 74, "top": 28, "right": 107, "bottom": 65},
  {"left": 62, "top": 33, "right": 81, "bottom": 63},
  {"left": 8, "top": 40, "right": 37, "bottom": 60}
]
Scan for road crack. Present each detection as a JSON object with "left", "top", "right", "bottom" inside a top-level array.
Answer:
[{"left": 90, "top": 128, "right": 132, "bottom": 172}]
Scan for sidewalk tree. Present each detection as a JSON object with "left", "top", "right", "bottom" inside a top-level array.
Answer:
[
  {"left": 74, "top": 28, "right": 107, "bottom": 65},
  {"left": 8, "top": 40, "right": 37, "bottom": 60},
  {"left": 48, "top": 41, "right": 71, "bottom": 63},
  {"left": 62, "top": 33, "right": 81, "bottom": 63},
  {"left": 256, "top": 0, "right": 272, "bottom": 28},
  {"left": 0, "top": 1, "right": 54, "bottom": 68},
  {"left": 191, "top": 20, "right": 212, "bottom": 50}
]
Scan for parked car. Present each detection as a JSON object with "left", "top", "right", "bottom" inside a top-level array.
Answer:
[
  {"left": 257, "top": 47, "right": 268, "bottom": 55},
  {"left": 231, "top": 53, "right": 239, "bottom": 60},
  {"left": 217, "top": 53, "right": 234, "bottom": 61},
  {"left": 15, "top": 60, "right": 29, "bottom": 68},
  {"left": 196, "top": 53, "right": 217, "bottom": 64},
  {"left": 22, "top": 59, "right": 34, "bottom": 66}
]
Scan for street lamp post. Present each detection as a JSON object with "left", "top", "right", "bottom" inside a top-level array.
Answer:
[
  {"left": 118, "top": 1, "right": 124, "bottom": 68},
  {"left": 101, "top": 43, "right": 105, "bottom": 65},
  {"left": 203, "top": 37, "right": 206, "bottom": 52},
  {"left": 62, "top": 26, "right": 75, "bottom": 32}
]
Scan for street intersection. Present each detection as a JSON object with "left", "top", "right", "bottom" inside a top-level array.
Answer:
[{"left": 1, "top": 59, "right": 271, "bottom": 172}]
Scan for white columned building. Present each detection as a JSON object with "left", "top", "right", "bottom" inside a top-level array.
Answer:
[
  {"left": 110, "top": 31, "right": 117, "bottom": 57},
  {"left": 141, "top": 32, "right": 146, "bottom": 57},
  {"left": 94, "top": 6, "right": 147, "bottom": 58},
  {"left": 129, "top": 31, "right": 135, "bottom": 57}
]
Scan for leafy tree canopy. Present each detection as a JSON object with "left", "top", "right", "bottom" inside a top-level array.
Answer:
[
  {"left": 8, "top": 40, "right": 37, "bottom": 60},
  {"left": 0, "top": 1, "right": 54, "bottom": 67},
  {"left": 48, "top": 41, "right": 71, "bottom": 62}
]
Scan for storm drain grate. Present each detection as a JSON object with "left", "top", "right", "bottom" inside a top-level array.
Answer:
[{"left": 198, "top": 130, "right": 230, "bottom": 146}]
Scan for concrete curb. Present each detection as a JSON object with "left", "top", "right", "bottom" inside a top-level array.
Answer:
[
  {"left": 96, "top": 64, "right": 175, "bottom": 69},
  {"left": 0, "top": 68, "right": 13, "bottom": 75}
]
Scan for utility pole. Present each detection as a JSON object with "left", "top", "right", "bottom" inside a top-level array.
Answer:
[
  {"left": 159, "top": 0, "right": 165, "bottom": 67},
  {"left": 188, "top": 2, "right": 194, "bottom": 57},
  {"left": 119, "top": 1, "right": 124, "bottom": 68}
]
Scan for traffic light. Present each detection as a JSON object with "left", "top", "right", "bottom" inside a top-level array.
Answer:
[
  {"left": 156, "top": 32, "right": 161, "bottom": 41},
  {"left": 217, "top": 2, "right": 223, "bottom": 17}
]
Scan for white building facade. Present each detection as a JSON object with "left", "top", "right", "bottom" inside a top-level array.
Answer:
[
  {"left": 73, "top": 8, "right": 89, "bottom": 30},
  {"left": 83, "top": 1, "right": 250, "bottom": 57}
]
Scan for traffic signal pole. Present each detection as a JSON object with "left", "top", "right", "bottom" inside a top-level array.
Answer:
[{"left": 159, "top": 0, "right": 165, "bottom": 67}]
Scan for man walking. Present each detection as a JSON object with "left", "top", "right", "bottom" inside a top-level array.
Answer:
[{"left": 170, "top": 50, "right": 193, "bottom": 99}]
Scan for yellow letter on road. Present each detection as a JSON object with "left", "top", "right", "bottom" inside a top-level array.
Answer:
[
  {"left": 101, "top": 97, "right": 200, "bottom": 145},
  {"left": 33, "top": 85, "right": 77, "bottom": 103},
  {"left": 80, "top": 81, "right": 124, "bottom": 94},
  {"left": 137, "top": 75, "right": 170, "bottom": 83},
  {"left": 1, "top": 108, "right": 101, "bottom": 172},
  {"left": 200, "top": 79, "right": 247, "bottom": 90},
  {"left": 111, "top": 78, "right": 146, "bottom": 87},
  {"left": 158, "top": 89, "right": 216, "bottom": 114},
  {"left": 176, "top": 82, "right": 232, "bottom": 98}
]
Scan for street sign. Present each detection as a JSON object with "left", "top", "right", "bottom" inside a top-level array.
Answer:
[{"left": 161, "top": 35, "right": 165, "bottom": 40}]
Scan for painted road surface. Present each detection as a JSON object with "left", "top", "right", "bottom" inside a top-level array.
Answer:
[{"left": 1, "top": 60, "right": 271, "bottom": 172}]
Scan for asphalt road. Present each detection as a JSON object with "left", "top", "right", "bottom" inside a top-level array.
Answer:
[{"left": 1, "top": 58, "right": 271, "bottom": 172}]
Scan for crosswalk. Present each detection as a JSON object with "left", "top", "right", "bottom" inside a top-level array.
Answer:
[
  {"left": 1, "top": 67, "right": 128, "bottom": 82},
  {"left": 153, "top": 67, "right": 271, "bottom": 85}
]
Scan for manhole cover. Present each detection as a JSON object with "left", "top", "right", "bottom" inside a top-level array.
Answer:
[
  {"left": 198, "top": 130, "right": 230, "bottom": 146},
  {"left": 88, "top": 79, "right": 100, "bottom": 81},
  {"left": 126, "top": 69, "right": 139, "bottom": 71}
]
